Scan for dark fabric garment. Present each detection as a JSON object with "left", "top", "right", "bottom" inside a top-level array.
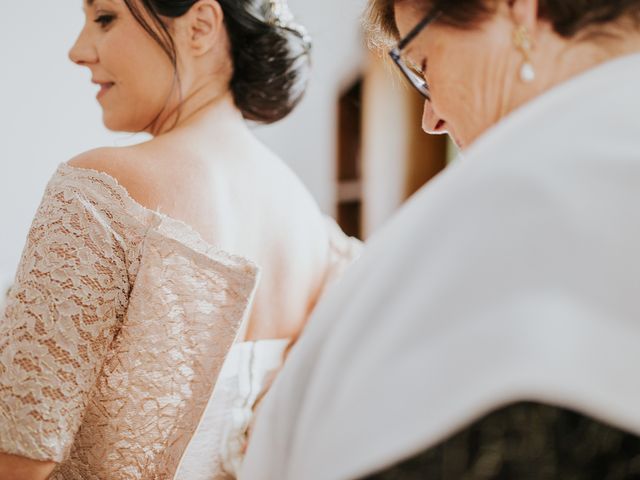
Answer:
[{"left": 362, "top": 402, "right": 640, "bottom": 480}]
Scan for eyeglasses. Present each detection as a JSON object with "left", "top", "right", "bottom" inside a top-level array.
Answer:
[{"left": 389, "top": 10, "right": 441, "bottom": 100}]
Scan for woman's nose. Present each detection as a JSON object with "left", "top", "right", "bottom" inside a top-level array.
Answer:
[
  {"left": 422, "top": 101, "right": 448, "bottom": 135},
  {"left": 68, "top": 27, "right": 97, "bottom": 65}
]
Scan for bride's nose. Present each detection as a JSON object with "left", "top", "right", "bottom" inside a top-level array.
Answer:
[{"left": 69, "top": 26, "right": 98, "bottom": 66}]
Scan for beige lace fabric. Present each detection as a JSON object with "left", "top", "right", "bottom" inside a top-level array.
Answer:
[
  {"left": 0, "top": 164, "right": 259, "bottom": 479},
  {"left": 175, "top": 224, "right": 362, "bottom": 480}
]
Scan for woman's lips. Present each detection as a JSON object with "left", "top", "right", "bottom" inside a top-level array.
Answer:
[{"left": 96, "top": 82, "right": 115, "bottom": 100}]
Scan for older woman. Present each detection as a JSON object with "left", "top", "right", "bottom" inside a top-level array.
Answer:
[{"left": 241, "top": 0, "right": 640, "bottom": 479}]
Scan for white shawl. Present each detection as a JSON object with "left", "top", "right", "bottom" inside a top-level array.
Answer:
[{"left": 242, "top": 53, "right": 640, "bottom": 480}]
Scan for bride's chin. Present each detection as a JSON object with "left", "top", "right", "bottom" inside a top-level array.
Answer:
[
  {"left": 101, "top": 111, "right": 144, "bottom": 134},
  {"left": 102, "top": 111, "right": 123, "bottom": 132}
]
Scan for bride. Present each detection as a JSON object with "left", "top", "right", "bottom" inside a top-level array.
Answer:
[{"left": 0, "top": 0, "right": 360, "bottom": 478}]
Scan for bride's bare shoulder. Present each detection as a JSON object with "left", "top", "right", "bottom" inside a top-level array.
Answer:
[{"left": 67, "top": 145, "right": 161, "bottom": 210}]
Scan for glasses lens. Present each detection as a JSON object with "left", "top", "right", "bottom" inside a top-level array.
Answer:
[
  {"left": 404, "top": 57, "right": 424, "bottom": 77},
  {"left": 398, "top": 58, "right": 430, "bottom": 99},
  {"left": 390, "top": 49, "right": 430, "bottom": 99}
]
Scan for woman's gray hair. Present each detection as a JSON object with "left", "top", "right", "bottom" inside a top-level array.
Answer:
[
  {"left": 364, "top": 0, "right": 400, "bottom": 49},
  {"left": 365, "top": 0, "right": 640, "bottom": 48}
]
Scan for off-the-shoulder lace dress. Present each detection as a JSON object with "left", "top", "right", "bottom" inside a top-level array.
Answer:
[{"left": 0, "top": 164, "right": 361, "bottom": 479}]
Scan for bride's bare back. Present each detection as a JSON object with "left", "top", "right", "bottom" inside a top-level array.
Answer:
[{"left": 70, "top": 96, "right": 331, "bottom": 341}]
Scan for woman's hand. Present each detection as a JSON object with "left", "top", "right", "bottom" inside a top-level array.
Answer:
[{"left": 0, "top": 453, "right": 56, "bottom": 480}]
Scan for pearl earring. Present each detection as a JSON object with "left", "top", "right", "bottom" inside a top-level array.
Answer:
[{"left": 513, "top": 25, "right": 535, "bottom": 83}]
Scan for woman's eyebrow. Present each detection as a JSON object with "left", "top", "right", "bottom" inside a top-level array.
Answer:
[{"left": 86, "top": 0, "right": 117, "bottom": 7}]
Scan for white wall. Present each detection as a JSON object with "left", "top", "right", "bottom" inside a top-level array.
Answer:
[
  {"left": 256, "top": 0, "right": 367, "bottom": 209},
  {"left": 0, "top": 0, "right": 366, "bottom": 278},
  {"left": 361, "top": 53, "right": 413, "bottom": 237}
]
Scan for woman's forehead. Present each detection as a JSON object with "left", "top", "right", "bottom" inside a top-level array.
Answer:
[{"left": 85, "top": 0, "right": 119, "bottom": 8}]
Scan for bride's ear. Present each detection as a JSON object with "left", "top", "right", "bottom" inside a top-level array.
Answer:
[{"left": 182, "top": 0, "right": 226, "bottom": 56}]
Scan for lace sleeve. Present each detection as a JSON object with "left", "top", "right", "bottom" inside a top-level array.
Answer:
[{"left": 0, "top": 180, "right": 129, "bottom": 462}]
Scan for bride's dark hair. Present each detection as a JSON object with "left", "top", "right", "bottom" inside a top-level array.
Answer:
[{"left": 124, "top": 0, "right": 312, "bottom": 124}]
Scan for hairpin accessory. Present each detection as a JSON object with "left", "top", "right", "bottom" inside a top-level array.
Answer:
[{"left": 267, "top": 0, "right": 312, "bottom": 49}]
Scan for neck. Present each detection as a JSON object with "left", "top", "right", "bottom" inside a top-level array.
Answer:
[
  {"left": 503, "top": 27, "right": 640, "bottom": 121},
  {"left": 148, "top": 79, "right": 244, "bottom": 137}
]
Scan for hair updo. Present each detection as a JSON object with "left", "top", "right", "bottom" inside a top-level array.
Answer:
[
  {"left": 367, "top": 0, "right": 640, "bottom": 46},
  {"left": 123, "top": 0, "right": 312, "bottom": 124}
]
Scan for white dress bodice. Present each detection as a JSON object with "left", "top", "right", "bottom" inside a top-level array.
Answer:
[{"left": 176, "top": 339, "right": 289, "bottom": 479}]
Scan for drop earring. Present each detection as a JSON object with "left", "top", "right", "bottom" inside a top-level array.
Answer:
[{"left": 513, "top": 25, "right": 535, "bottom": 83}]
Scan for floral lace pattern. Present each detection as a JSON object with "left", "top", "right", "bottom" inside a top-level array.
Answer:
[
  {"left": 0, "top": 164, "right": 259, "bottom": 479},
  {"left": 174, "top": 219, "right": 362, "bottom": 480}
]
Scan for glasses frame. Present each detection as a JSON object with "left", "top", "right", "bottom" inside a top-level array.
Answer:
[{"left": 389, "top": 9, "right": 441, "bottom": 100}]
